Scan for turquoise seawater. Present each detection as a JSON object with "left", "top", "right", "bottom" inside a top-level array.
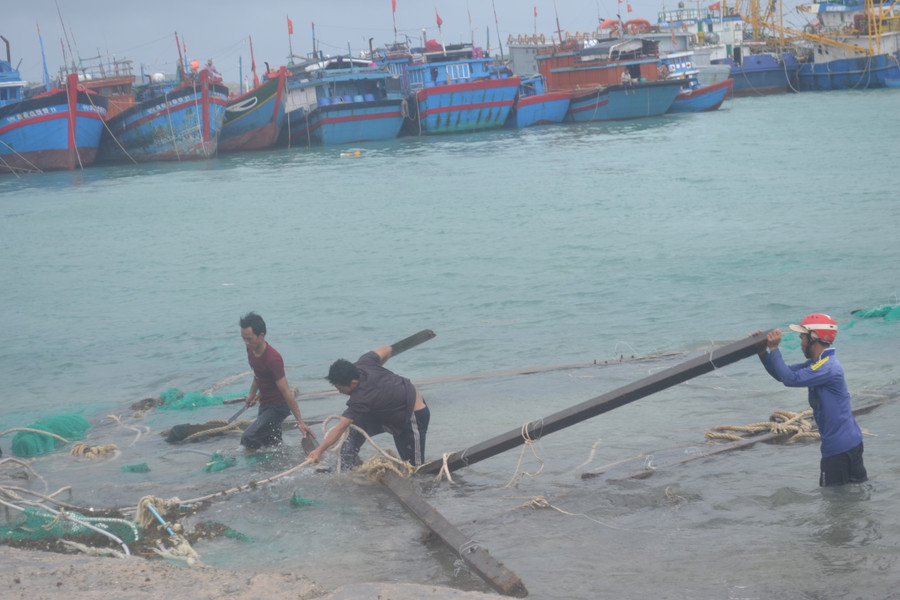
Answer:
[{"left": 2, "top": 90, "right": 899, "bottom": 598}]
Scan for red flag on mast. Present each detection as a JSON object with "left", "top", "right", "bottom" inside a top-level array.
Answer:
[
  {"left": 436, "top": 9, "right": 443, "bottom": 27},
  {"left": 627, "top": 3, "right": 633, "bottom": 12},
  {"left": 534, "top": 6, "right": 538, "bottom": 17},
  {"left": 392, "top": 0, "right": 397, "bottom": 12},
  {"left": 287, "top": 16, "right": 294, "bottom": 35}
]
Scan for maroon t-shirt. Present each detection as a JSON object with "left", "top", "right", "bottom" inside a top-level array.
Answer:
[{"left": 247, "top": 343, "right": 286, "bottom": 406}]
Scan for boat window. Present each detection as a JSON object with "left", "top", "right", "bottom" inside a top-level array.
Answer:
[{"left": 446, "top": 63, "right": 470, "bottom": 82}]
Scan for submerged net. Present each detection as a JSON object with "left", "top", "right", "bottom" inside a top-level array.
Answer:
[
  {"left": 0, "top": 508, "right": 141, "bottom": 543},
  {"left": 158, "top": 388, "right": 246, "bottom": 411},
  {"left": 203, "top": 453, "right": 238, "bottom": 473},
  {"left": 850, "top": 304, "right": 900, "bottom": 321},
  {"left": 11, "top": 414, "right": 90, "bottom": 457},
  {"left": 290, "top": 492, "right": 318, "bottom": 507}
]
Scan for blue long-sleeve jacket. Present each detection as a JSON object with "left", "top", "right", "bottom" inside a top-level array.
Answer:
[{"left": 760, "top": 347, "right": 862, "bottom": 458}]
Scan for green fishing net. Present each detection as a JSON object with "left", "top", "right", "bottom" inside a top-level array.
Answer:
[
  {"left": 11, "top": 414, "right": 90, "bottom": 457},
  {"left": 158, "top": 388, "right": 246, "bottom": 411},
  {"left": 224, "top": 527, "right": 253, "bottom": 542},
  {"left": 193, "top": 521, "right": 253, "bottom": 543},
  {"left": 290, "top": 492, "right": 317, "bottom": 507},
  {"left": 851, "top": 305, "right": 900, "bottom": 321},
  {"left": 244, "top": 453, "right": 273, "bottom": 465},
  {"left": 203, "top": 452, "right": 237, "bottom": 472},
  {"left": 122, "top": 463, "right": 151, "bottom": 473},
  {"left": 0, "top": 508, "right": 141, "bottom": 543}
]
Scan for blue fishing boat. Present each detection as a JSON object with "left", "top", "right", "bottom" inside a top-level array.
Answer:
[
  {"left": 220, "top": 66, "right": 286, "bottom": 152},
  {"left": 505, "top": 74, "right": 571, "bottom": 128},
  {"left": 656, "top": 5, "right": 798, "bottom": 97},
  {"left": 668, "top": 78, "right": 733, "bottom": 112},
  {"left": 377, "top": 41, "right": 520, "bottom": 135},
  {"left": 280, "top": 56, "right": 405, "bottom": 147},
  {"left": 713, "top": 52, "right": 799, "bottom": 96},
  {"left": 537, "top": 38, "right": 683, "bottom": 121},
  {"left": 97, "top": 68, "right": 228, "bottom": 163},
  {"left": 660, "top": 52, "right": 733, "bottom": 112},
  {"left": 1, "top": 44, "right": 107, "bottom": 175},
  {"left": 794, "top": 0, "right": 900, "bottom": 90}
]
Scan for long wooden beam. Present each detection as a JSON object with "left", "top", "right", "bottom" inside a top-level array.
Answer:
[
  {"left": 418, "top": 331, "right": 771, "bottom": 476},
  {"left": 582, "top": 399, "right": 886, "bottom": 481},
  {"left": 380, "top": 471, "right": 528, "bottom": 597}
]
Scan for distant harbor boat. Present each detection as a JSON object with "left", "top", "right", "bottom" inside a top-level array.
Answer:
[
  {"left": 660, "top": 52, "right": 733, "bottom": 112},
  {"left": 220, "top": 66, "right": 286, "bottom": 152},
  {"left": 97, "top": 69, "right": 228, "bottom": 164},
  {"left": 377, "top": 41, "right": 520, "bottom": 135},
  {"left": 655, "top": 5, "right": 799, "bottom": 97},
  {"left": 1, "top": 40, "right": 107, "bottom": 175},
  {"left": 280, "top": 56, "right": 404, "bottom": 146},
  {"left": 57, "top": 55, "right": 136, "bottom": 120},
  {"left": 536, "top": 37, "right": 684, "bottom": 121},
  {"left": 505, "top": 74, "right": 571, "bottom": 128},
  {"left": 792, "top": 0, "right": 900, "bottom": 90}
]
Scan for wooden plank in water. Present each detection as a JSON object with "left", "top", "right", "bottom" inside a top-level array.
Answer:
[
  {"left": 418, "top": 332, "right": 772, "bottom": 476},
  {"left": 380, "top": 471, "right": 528, "bottom": 598}
]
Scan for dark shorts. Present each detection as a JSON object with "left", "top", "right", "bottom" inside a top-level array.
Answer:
[
  {"left": 820, "top": 441, "right": 868, "bottom": 487},
  {"left": 241, "top": 403, "right": 291, "bottom": 450},
  {"left": 340, "top": 403, "right": 430, "bottom": 468}
]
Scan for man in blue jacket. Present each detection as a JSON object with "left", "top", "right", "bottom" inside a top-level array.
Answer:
[{"left": 758, "top": 313, "right": 867, "bottom": 487}]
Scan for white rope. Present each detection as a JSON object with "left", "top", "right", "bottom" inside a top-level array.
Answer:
[
  {"left": 434, "top": 452, "right": 455, "bottom": 483},
  {"left": 503, "top": 421, "right": 545, "bottom": 488}
]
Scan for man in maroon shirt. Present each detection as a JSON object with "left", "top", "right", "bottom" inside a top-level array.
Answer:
[{"left": 239, "top": 312, "right": 315, "bottom": 450}]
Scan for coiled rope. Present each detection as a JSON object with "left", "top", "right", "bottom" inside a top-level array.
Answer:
[
  {"left": 705, "top": 409, "right": 818, "bottom": 443},
  {"left": 70, "top": 442, "right": 120, "bottom": 460}
]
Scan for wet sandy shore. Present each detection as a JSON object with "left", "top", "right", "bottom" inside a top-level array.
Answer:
[{"left": 0, "top": 546, "right": 509, "bottom": 600}]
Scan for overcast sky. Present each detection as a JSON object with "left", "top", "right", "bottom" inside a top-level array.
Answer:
[{"left": 8, "top": 0, "right": 812, "bottom": 85}]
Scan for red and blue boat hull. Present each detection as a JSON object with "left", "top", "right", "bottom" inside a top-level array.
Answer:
[
  {"left": 98, "top": 81, "right": 228, "bottom": 163},
  {"left": 668, "top": 78, "right": 734, "bottom": 113},
  {"left": 283, "top": 98, "right": 404, "bottom": 146},
  {"left": 219, "top": 67, "right": 286, "bottom": 152},
  {"left": 1, "top": 74, "right": 108, "bottom": 174},
  {"left": 412, "top": 77, "right": 520, "bottom": 134},
  {"left": 565, "top": 80, "right": 682, "bottom": 122},
  {"left": 509, "top": 91, "right": 572, "bottom": 128}
]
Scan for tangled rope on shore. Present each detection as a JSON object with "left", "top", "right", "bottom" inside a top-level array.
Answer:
[{"left": 705, "top": 409, "right": 818, "bottom": 443}]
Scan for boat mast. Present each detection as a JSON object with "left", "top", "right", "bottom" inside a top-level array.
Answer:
[
  {"left": 36, "top": 24, "right": 51, "bottom": 91},
  {"left": 249, "top": 35, "right": 260, "bottom": 88}
]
